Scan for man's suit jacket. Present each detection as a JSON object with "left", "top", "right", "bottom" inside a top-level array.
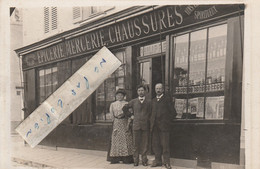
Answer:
[
  {"left": 128, "top": 98, "right": 151, "bottom": 131},
  {"left": 150, "top": 94, "right": 177, "bottom": 132}
]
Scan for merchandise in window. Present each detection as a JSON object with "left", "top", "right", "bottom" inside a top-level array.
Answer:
[
  {"left": 95, "top": 51, "right": 126, "bottom": 121},
  {"left": 173, "top": 24, "right": 227, "bottom": 120},
  {"left": 38, "top": 66, "right": 58, "bottom": 104}
]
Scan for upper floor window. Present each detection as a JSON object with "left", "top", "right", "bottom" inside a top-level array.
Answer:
[
  {"left": 73, "top": 6, "right": 115, "bottom": 24},
  {"left": 44, "top": 7, "right": 58, "bottom": 33}
]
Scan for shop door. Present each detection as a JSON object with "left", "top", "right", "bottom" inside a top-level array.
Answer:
[
  {"left": 139, "top": 60, "right": 151, "bottom": 99},
  {"left": 151, "top": 56, "right": 165, "bottom": 98},
  {"left": 138, "top": 56, "right": 165, "bottom": 100}
]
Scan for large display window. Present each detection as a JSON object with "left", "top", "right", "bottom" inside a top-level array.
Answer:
[
  {"left": 95, "top": 50, "right": 126, "bottom": 121},
  {"left": 172, "top": 24, "right": 227, "bottom": 120}
]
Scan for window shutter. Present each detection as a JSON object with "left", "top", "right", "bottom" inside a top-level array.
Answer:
[
  {"left": 51, "top": 7, "right": 57, "bottom": 30},
  {"left": 73, "top": 7, "right": 82, "bottom": 23},
  {"left": 44, "top": 7, "right": 49, "bottom": 33}
]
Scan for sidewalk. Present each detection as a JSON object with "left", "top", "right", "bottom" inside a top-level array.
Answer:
[
  {"left": 11, "top": 135, "right": 195, "bottom": 169},
  {"left": 11, "top": 135, "right": 243, "bottom": 169}
]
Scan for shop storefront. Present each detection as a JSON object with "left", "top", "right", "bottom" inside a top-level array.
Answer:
[{"left": 16, "top": 5, "right": 244, "bottom": 166}]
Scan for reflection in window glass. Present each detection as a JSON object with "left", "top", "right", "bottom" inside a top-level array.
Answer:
[
  {"left": 52, "top": 67, "right": 58, "bottom": 91},
  {"left": 96, "top": 83, "right": 105, "bottom": 120},
  {"left": 189, "top": 30, "right": 207, "bottom": 90},
  {"left": 38, "top": 66, "right": 58, "bottom": 104},
  {"left": 205, "top": 24, "right": 227, "bottom": 119},
  {"left": 39, "top": 70, "right": 45, "bottom": 103},
  {"left": 173, "top": 24, "right": 227, "bottom": 120},
  {"left": 205, "top": 96, "right": 224, "bottom": 119},
  {"left": 173, "top": 34, "right": 189, "bottom": 96},
  {"left": 140, "top": 62, "right": 150, "bottom": 85}
]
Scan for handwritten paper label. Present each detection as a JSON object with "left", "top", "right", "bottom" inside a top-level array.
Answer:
[{"left": 16, "top": 46, "right": 121, "bottom": 148}]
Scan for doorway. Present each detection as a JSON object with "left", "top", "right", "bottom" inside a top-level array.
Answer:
[
  {"left": 151, "top": 56, "right": 165, "bottom": 98},
  {"left": 138, "top": 55, "right": 165, "bottom": 99}
]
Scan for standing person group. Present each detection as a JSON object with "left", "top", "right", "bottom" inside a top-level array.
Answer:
[{"left": 107, "top": 83, "right": 177, "bottom": 169}]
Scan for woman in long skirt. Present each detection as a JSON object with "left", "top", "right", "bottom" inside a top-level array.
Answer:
[{"left": 107, "top": 88, "right": 134, "bottom": 164}]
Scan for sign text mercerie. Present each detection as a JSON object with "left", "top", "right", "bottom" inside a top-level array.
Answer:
[{"left": 22, "top": 5, "right": 242, "bottom": 69}]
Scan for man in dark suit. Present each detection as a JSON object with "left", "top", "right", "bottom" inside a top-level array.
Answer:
[
  {"left": 150, "top": 83, "right": 177, "bottom": 169},
  {"left": 128, "top": 84, "right": 151, "bottom": 166}
]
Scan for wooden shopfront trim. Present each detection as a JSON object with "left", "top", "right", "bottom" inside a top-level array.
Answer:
[{"left": 17, "top": 5, "right": 243, "bottom": 71}]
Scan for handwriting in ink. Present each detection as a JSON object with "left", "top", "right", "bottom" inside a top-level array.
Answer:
[
  {"left": 100, "top": 58, "right": 106, "bottom": 67},
  {"left": 71, "top": 90, "right": 76, "bottom": 95},
  {"left": 34, "top": 123, "right": 39, "bottom": 129},
  {"left": 77, "top": 82, "right": 80, "bottom": 88},
  {"left": 46, "top": 113, "right": 51, "bottom": 124},
  {"left": 58, "top": 99, "right": 63, "bottom": 108},
  {"left": 51, "top": 107, "right": 55, "bottom": 113},
  {"left": 94, "top": 66, "right": 99, "bottom": 73},
  {"left": 84, "top": 76, "right": 89, "bottom": 89},
  {"left": 26, "top": 129, "right": 32, "bottom": 137}
]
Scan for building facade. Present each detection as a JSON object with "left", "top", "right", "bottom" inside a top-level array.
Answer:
[
  {"left": 10, "top": 8, "right": 24, "bottom": 134},
  {"left": 15, "top": 5, "right": 244, "bottom": 167}
]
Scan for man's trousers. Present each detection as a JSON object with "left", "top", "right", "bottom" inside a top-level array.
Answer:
[
  {"left": 133, "top": 130, "right": 149, "bottom": 163},
  {"left": 151, "top": 125, "right": 170, "bottom": 165}
]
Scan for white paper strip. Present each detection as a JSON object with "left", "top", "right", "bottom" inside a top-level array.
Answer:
[{"left": 16, "top": 46, "right": 121, "bottom": 148}]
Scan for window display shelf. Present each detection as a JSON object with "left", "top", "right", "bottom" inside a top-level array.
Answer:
[
  {"left": 173, "top": 90, "right": 224, "bottom": 98},
  {"left": 174, "top": 82, "right": 224, "bottom": 94}
]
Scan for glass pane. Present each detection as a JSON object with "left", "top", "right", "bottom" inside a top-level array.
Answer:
[
  {"left": 175, "top": 99, "right": 186, "bottom": 119},
  {"left": 117, "top": 77, "right": 125, "bottom": 88},
  {"left": 115, "top": 51, "right": 125, "bottom": 63},
  {"left": 52, "top": 67, "right": 58, "bottom": 91},
  {"left": 140, "top": 62, "right": 150, "bottom": 85},
  {"left": 106, "top": 77, "right": 116, "bottom": 102},
  {"left": 188, "top": 97, "right": 204, "bottom": 119},
  {"left": 96, "top": 83, "right": 105, "bottom": 120},
  {"left": 39, "top": 70, "right": 45, "bottom": 87},
  {"left": 116, "top": 66, "right": 125, "bottom": 77},
  {"left": 45, "top": 85, "right": 52, "bottom": 98},
  {"left": 205, "top": 25, "right": 226, "bottom": 119},
  {"left": 173, "top": 34, "right": 189, "bottom": 95},
  {"left": 205, "top": 96, "right": 224, "bottom": 119},
  {"left": 39, "top": 87, "right": 45, "bottom": 103},
  {"left": 207, "top": 24, "right": 227, "bottom": 90},
  {"left": 106, "top": 78, "right": 116, "bottom": 120},
  {"left": 189, "top": 29, "right": 207, "bottom": 93}
]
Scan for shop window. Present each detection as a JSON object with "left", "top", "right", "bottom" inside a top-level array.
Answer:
[
  {"left": 95, "top": 51, "right": 126, "bottom": 121},
  {"left": 37, "top": 66, "right": 58, "bottom": 104},
  {"left": 173, "top": 24, "right": 227, "bottom": 120}
]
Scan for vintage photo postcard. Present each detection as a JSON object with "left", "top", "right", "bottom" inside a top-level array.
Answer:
[{"left": 1, "top": 0, "right": 260, "bottom": 169}]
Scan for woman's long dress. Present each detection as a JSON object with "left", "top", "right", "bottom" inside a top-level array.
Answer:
[{"left": 108, "top": 100, "right": 134, "bottom": 162}]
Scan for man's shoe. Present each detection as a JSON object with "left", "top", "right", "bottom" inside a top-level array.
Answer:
[
  {"left": 134, "top": 162, "right": 139, "bottom": 166},
  {"left": 110, "top": 161, "right": 119, "bottom": 164},
  {"left": 142, "top": 161, "right": 148, "bottom": 166},
  {"left": 151, "top": 160, "right": 162, "bottom": 167},
  {"left": 165, "top": 163, "right": 172, "bottom": 169}
]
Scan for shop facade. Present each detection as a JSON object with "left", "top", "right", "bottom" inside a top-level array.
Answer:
[{"left": 16, "top": 5, "right": 244, "bottom": 166}]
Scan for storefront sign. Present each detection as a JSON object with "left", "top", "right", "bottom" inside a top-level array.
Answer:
[
  {"left": 16, "top": 47, "right": 121, "bottom": 148},
  {"left": 22, "top": 5, "right": 242, "bottom": 69}
]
